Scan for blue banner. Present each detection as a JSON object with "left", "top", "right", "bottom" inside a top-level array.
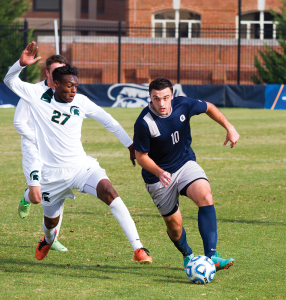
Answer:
[
  {"left": 0, "top": 82, "right": 267, "bottom": 109},
  {"left": 0, "top": 83, "right": 20, "bottom": 106},
  {"left": 265, "top": 84, "right": 286, "bottom": 110}
]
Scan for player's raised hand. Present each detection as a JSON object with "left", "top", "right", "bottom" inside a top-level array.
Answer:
[
  {"left": 223, "top": 126, "right": 240, "bottom": 148},
  {"left": 20, "top": 42, "right": 41, "bottom": 67},
  {"left": 128, "top": 144, "right": 136, "bottom": 167},
  {"left": 159, "top": 171, "right": 172, "bottom": 187}
]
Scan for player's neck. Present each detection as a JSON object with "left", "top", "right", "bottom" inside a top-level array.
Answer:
[{"left": 47, "top": 78, "right": 55, "bottom": 90}]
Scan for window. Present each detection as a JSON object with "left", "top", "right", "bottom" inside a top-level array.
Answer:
[
  {"left": 238, "top": 11, "right": 277, "bottom": 39},
  {"left": 81, "top": 0, "right": 88, "bottom": 13},
  {"left": 34, "top": 0, "right": 59, "bottom": 11},
  {"left": 97, "top": 0, "right": 104, "bottom": 13},
  {"left": 152, "top": 10, "right": 201, "bottom": 38}
]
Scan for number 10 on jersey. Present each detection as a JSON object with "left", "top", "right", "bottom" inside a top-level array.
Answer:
[{"left": 171, "top": 131, "right": 179, "bottom": 144}]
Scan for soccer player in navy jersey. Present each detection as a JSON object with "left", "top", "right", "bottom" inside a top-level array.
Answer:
[{"left": 133, "top": 77, "right": 240, "bottom": 271}]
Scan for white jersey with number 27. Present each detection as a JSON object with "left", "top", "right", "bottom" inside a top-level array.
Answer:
[{"left": 4, "top": 60, "right": 133, "bottom": 168}]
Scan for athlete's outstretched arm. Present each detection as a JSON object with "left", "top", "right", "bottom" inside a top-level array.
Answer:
[
  {"left": 205, "top": 102, "right": 240, "bottom": 148},
  {"left": 135, "top": 151, "right": 171, "bottom": 187},
  {"left": 4, "top": 42, "right": 43, "bottom": 104},
  {"left": 84, "top": 99, "right": 135, "bottom": 166}
]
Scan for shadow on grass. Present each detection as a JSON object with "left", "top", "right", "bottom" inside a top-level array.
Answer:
[
  {"left": 0, "top": 257, "right": 189, "bottom": 284},
  {"left": 65, "top": 210, "right": 285, "bottom": 226},
  {"left": 130, "top": 214, "right": 285, "bottom": 227}
]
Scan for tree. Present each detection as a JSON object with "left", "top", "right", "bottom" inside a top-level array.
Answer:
[
  {"left": 0, "top": 0, "right": 30, "bottom": 23},
  {"left": 252, "top": 1, "right": 286, "bottom": 84},
  {"left": 0, "top": 0, "right": 41, "bottom": 83}
]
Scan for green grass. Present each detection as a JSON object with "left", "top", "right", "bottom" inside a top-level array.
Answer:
[{"left": 0, "top": 107, "right": 285, "bottom": 299}]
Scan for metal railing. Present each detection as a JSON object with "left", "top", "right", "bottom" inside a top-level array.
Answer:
[
  {"left": 57, "top": 22, "right": 280, "bottom": 85},
  {"left": 0, "top": 21, "right": 282, "bottom": 85}
]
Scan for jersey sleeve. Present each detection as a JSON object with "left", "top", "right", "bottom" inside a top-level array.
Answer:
[
  {"left": 13, "top": 99, "right": 35, "bottom": 142},
  {"left": 133, "top": 121, "right": 151, "bottom": 153},
  {"left": 187, "top": 97, "right": 207, "bottom": 117},
  {"left": 4, "top": 60, "right": 42, "bottom": 106},
  {"left": 84, "top": 97, "right": 133, "bottom": 147}
]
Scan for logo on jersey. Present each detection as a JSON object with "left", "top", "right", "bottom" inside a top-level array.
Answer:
[
  {"left": 40, "top": 88, "right": 53, "bottom": 103},
  {"left": 70, "top": 106, "right": 80, "bottom": 116},
  {"left": 180, "top": 114, "right": 186, "bottom": 122},
  {"left": 42, "top": 192, "right": 50, "bottom": 202},
  {"left": 30, "top": 170, "right": 40, "bottom": 181}
]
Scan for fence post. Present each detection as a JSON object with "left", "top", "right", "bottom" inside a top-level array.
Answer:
[
  {"left": 59, "top": 0, "right": 63, "bottom": 54},
  {"left": 23, "top": 19, "right": 28, "bottom": 82},
  {"left": 118, "top": 20, "right": 121, "bottom": 83},
  {"left": 237, "top": 0, "right": 241, "bottom": 85},
  {"left": 177, "top": 23, "right": 181, "bottom": 84}
]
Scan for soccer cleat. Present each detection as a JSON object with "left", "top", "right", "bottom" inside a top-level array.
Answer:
[
  {"left": 35, "top": 229, "right": 57, "bottom": 260},
  {"left": 18, "top": 190, "right": 31, "bottom": 219},
  {"left": 211, "top": 252, "right": 235, "bottom": 271},
  {"left": 183, "top": 253, "right": 194, "bottom": 270},
  {"left": 133, "top": 247, "right": 153, "bottom": 264},
  {"left": 50, "top": 240, "right": 68, "bottom": 252}
]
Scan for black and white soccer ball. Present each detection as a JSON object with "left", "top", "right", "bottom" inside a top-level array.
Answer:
[{"left": 186, "top": 255, "right": 216, "bottom": 284}]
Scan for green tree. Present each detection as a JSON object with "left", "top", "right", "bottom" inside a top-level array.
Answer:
[
  {"left": 0, "top": 0, "right": 30, "bottom": 23},
  {"left": 252, "top": 1, "right": 286, "bottom": 84},
  {"left": 0, "top": 0, "right": 41, "bottom": 83}
]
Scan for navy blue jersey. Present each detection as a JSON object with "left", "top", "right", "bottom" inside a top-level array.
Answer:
[{"left": 133, "top": 96, "right": 207, "bottom": 184}]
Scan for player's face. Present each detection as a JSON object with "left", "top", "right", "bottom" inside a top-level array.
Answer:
[
  {"left": 150, "top": 87, "right": 174, "bottom": 115},
  {"left": 46, "top": 63, "right": 66, "bottom": 90},
  {"left": 54, "top": 75, "right": 78, "bottom": 103}
]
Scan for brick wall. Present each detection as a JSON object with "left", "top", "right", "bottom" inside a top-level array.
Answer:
[
  {"left": 97, "top": 0, "right": 126, "bottom": 21},
  {"left": 37, "top": 36, "right": 279, "bottom": 85},
  {"left": 126, "top": 0, "right": 282, "bottom": 28}
]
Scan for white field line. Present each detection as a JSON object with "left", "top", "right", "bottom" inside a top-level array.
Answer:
[{"left": 1, "top": 151, "right": 285, "bottom": 162}]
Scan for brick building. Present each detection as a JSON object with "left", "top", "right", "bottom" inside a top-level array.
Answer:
[
  {"left": 23, "top": 0, "right": 126, "bottom": 38},
  {"left": 23, "top": 0, "right": 282, "bottom": 34},
  {"left": 21, "top": 0, "right": 283, "bottom": 84}
]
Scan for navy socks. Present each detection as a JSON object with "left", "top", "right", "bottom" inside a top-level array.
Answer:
[
  {"left": 198, "top": 204, "right": 217, "bottom": 258},
  {"left": 168, "top": 227, "right": 193, "bottom": 257}
]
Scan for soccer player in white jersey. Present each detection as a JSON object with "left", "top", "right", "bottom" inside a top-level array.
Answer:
[
  {"left": 4, "top": 42, "right": 152, "bottom": 263},
  {"left": 13, "top": 54, "right": 68, "bottom": 251}
]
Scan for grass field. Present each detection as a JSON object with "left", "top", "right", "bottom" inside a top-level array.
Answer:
[{"left": 0, "top": 107, "right": 285, "bottom": 299}]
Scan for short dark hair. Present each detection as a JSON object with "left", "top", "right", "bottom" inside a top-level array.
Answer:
[
  {"left": 52, "top": 64, "right": 78, "bottom": 82},
  {"left": 149, "top": 77, "right": 173, "bottom": 94},
  {"left": 46, "top": 55, "right": 68, "bottom": 71}
]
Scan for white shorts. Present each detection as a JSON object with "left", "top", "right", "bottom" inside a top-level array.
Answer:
[
  {"left": 40, "top": 156, "right": 109, "bottom": 207},
  {"left": 42, "top": 200, "right": 65, "bottom": 218},
  {"left": 21, "top": 139, "right": 42, "bottom": 187}
]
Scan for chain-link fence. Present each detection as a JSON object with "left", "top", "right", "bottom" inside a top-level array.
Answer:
[{"left": 1, "top": 21, "right": 281, "bottom": 85}]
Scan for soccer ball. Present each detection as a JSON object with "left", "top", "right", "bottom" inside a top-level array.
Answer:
[{"left": 186, "top": 255, "right": 216, "bottom": 284}]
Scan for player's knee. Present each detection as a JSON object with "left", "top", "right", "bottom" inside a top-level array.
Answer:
[
  {"left": 200, "top": 192, "right": 213, "bottom": 206},
  {"left": 98, "top": 183, "right": 118, "bottom": 205},
  {"left": 44, "top": 216, "right": 59, "bottom": 229}
]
